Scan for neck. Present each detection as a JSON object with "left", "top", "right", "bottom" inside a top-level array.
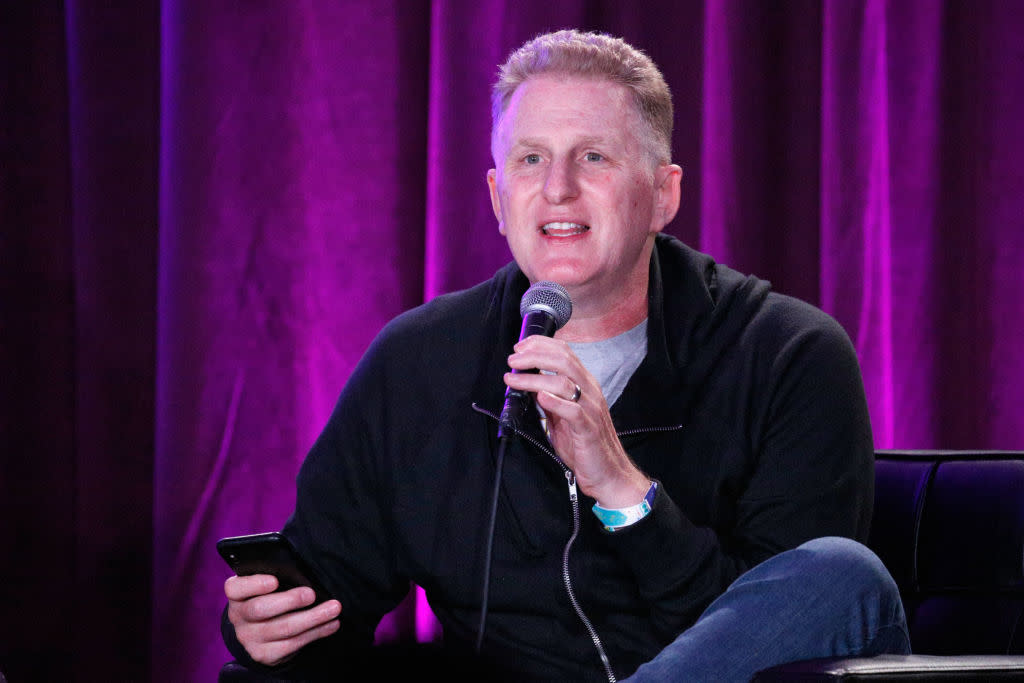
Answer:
[{"left": 555, "top": 277, "right": 649, "bottom": 343}]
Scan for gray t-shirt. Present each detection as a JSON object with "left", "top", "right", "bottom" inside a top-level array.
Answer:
[{"left": 568, "top": 318, "right": 648, "bottom": 408}]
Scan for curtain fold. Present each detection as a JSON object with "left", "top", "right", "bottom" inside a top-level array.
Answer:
[
  {"left": 700, "top": 0, "right": 825, "bottom": 304},
  {"left": 1, "top": 3, "right": 158, "bottom": 680},
  {"left": 154, "top": 3, "right": 437, "bottom": 677},
  {"left": 0, "top": 5, "right": 78, "bottom": 680},
  {"left": 2, "top": 2, "right": 1022, "bottom": 681},
  {"left": 65, "top": 1, "right": 160, "bottom": 677}
]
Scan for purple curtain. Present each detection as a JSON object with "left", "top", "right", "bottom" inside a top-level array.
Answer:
[{"left": 2, "top": 2, "right": 1022, "bottom": 681}]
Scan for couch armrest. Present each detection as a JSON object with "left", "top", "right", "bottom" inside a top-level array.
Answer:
[
  {"left": 752, "top": 654, "right": 1024, "bottom": 681},
  {"left": 219, "top": 661, "right": 292, "bottom": 682}
]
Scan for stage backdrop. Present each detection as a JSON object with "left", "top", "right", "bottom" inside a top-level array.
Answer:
[{"left": 2, "top": 1, "right": 1022, "bottom": 681}]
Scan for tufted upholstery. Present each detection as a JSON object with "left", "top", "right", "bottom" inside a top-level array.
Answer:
[{"left": 755, "top": 450, "right": 1024, "bottom": 681}]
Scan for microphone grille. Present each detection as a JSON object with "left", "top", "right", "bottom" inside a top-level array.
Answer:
[{"left": 520, "top": 281, "right": 573, "bottom": 329}]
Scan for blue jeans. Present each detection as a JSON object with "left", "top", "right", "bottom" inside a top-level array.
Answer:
[{"left": 624, "top": 536, "right": 911, "bottom": 682}]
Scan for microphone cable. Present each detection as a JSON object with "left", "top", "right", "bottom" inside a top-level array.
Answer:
[
  {"left": 475, "top": 281, "right": 571, "bottom": 654},
  {"left": 475, "top": 433, "right": 509, "bottom": 653}
]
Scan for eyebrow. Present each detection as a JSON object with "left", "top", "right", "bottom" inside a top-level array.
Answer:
[{"left": 511, "top": 135, "right": 614, "bottom": 150}]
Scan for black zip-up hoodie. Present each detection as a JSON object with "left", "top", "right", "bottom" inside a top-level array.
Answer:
[{"left": 223, "top": 234, "right": 873, "bottom": 681}]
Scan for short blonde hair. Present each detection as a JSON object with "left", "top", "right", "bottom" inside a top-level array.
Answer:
[{"left": 492, "top": 30, "right": 673, "bottom": 163}]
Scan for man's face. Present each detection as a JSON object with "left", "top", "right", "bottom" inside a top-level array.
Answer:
[{"left": 487, "top": 75, "right": 680, "bottom": 305}]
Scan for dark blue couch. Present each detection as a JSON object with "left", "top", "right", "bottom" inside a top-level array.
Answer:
[
  {"left": 223, "top": 450, "right": 1024, "bottom": 681},
  {"left": 754, "top": 450, "right": 1024, "bottom": 680}
]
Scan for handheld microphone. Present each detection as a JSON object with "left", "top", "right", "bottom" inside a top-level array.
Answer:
[
  {"left": 480, "top": 281, "right": 572, "bottom": 651},
  {"left": 497, "top": 281, "right": 573, "bottom": 438}
]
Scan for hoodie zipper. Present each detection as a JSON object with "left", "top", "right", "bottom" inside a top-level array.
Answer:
[
  {"left": 563, "top": 469, "right": 617, "bottom": 683},
  {"left": 476, "top": 404, "right": 685, "bottom": 683},
  {"left": 472, "top": 403, "right": 685, "bottom": 681}
]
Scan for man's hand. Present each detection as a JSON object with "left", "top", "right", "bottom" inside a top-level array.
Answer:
[
  {"left": 504, "top": 335, "right": 650, "bottom": 508},
  {"left": 225, "top": 574, "right": 342, "bottom": 667}
]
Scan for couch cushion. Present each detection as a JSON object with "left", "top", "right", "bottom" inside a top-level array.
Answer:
[
  {"left": 869, "top": 457, "right": 933, "bottom": 591},
  {"left": 909, "top": 596, "right": 1024, "bottom": 655},
  {"left": 918, "top": 459, "right": 1024, "bottom": 591},
  {"left": 872, "top": 451, "right": 1024, "bottom": 656}
]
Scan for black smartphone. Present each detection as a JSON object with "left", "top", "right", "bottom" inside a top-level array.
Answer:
[{"left": 217, "top": 531, "right": 329, "bottom": 604}]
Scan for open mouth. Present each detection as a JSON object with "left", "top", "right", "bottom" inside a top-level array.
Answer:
[{"left": 540, "top": 222, "right": 590, "bottom": 237}]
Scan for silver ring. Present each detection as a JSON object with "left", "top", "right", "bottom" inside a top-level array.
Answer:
[{"left": 569, "top": 383, "right": 582, "bottom": 402}]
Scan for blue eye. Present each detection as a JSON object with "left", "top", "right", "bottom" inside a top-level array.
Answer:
[
  {"left": 584, "top": 152, "right": 603, "bottom": 162},
  {"left": 524, "top": 154, "right": 541, "bottom": 164}
]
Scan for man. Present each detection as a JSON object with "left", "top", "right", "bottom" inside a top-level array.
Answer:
[{"left": 224, "top": 30, "right": 909, "bottom": 681}]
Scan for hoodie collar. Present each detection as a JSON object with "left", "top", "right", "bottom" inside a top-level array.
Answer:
[{"left": 474, "top": 234, "right": 771, "bottom": 433}]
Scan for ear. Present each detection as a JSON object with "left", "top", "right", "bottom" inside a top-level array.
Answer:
[
  {"left": 651, "top": 163, "right": 682, "bottom": 232},
  {"left": 486, "top": 168, "right": 506, "bottom": 234}
]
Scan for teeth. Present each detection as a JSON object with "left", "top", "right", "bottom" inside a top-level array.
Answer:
[{"left": 541, "top": 222, "right": 589, "bottom": 236}]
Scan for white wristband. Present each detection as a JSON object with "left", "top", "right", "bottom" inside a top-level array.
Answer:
[{"left": 592, "top": 481, "right": 657, "bottom": 532}]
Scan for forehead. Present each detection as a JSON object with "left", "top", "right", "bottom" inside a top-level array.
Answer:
[{"left": 496, "top": 75, "right": 641, "bottom": 147}]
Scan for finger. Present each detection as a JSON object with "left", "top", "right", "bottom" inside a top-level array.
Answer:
[
  {"left": 508, "top": 374, "right": 582, "bottom": 405},
  {"left": 225, "top": 574, "right": 279, "bottom": 600},
  {"left": 230, "top": 585, "right": 319, "bottom": 624},
  {"left": 508, "top": 343, "right": 577, "bottom": 375},
  {"left": 512, "top": 333, "right": 578, "bottom": 357},
  {"left": 534, "top": 387, "right": 591, "bottom": 425},
  {"left": 243, "top": 611, "right": 341, "bottom": 666},
  {"left": 278, "top": 616, "right": 341, "bottom": 658},
  {"left": 504, "top": 371, "right": 581, "bottom": 400},
  {"left": 245, "top": 598, "right": 341, "bottom": 640},
  {"left": 514, "top": 334, "right": 567, "bottom": 351}
]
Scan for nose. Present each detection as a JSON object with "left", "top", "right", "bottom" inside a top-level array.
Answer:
[{"left": 543, "top": 158, "right": 579, "bottom": 204}]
